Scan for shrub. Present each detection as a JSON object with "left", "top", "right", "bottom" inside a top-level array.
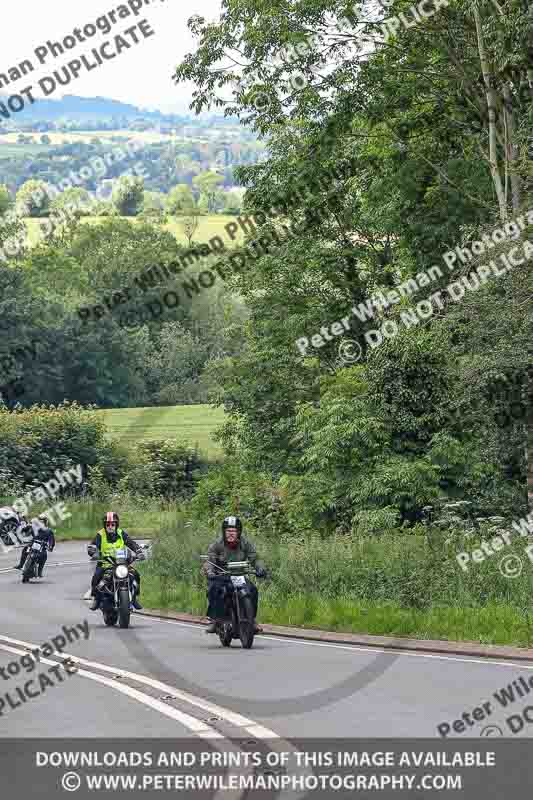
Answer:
[
  {"left": 118, "top": 439, "right": 206, "bottom": 500},
  {"left": 0, "top": 402, "right": 105, "bottom": 490}
]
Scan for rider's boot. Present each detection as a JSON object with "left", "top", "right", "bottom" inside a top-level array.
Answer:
[
  {"left": 131, "top": 596, "right": 143, "bottom": 610},
  {"left": 89, "top": 594, "right": 101, "bottom": 611},
  {"left": 205, "top": 621, "right": 217, "bottom": 634}
]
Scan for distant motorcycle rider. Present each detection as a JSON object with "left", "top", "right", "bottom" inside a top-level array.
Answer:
[
  {"left": 204, "top": 516, "right": 267, "bottom": 634},
  {"left": 15, "top": 514, "right": 55, "bottom": 577},
  {"left": 88, "top": 511, "right": 144, "bottom": 611}
]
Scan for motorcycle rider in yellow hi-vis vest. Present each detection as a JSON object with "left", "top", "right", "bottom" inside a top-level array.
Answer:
[{"left": 87, "top": 511, "right": 144, "bottom": 611}]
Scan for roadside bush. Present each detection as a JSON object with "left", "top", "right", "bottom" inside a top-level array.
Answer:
[
  {"left": 0, "top": 402, "right": 105, "bottom": 490},
  {"left": 0, "top": 406, "right": 211, "bottom": 504},
  {"left": 189, "top": 462, "right": 289, "bottom": 533},
  {"left": 118, "top": 439, "right": 206, "bottom": 500}
]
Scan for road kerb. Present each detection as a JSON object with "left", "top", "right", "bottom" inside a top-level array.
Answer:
[{"left": 138, "top": 608, "right": 533, "bottom": 662}]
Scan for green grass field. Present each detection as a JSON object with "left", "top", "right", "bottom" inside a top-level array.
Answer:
[
  {"left": 163, "top": 215, "right": 244, "bottom": 246},
  {"left": 25, "top": 214, "right": 244, "bottom": 248},
  {"left": 96, "top": 404, "right": 225, "bottom": 457}
]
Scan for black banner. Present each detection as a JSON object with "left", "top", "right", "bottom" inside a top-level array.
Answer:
[{"left": 0, "top": 738, "right": 530, "bottom": 798}]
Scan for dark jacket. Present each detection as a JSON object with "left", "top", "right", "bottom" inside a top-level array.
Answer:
[
  {"left": 204, "top": 534, "right": 264, "bottom": 577},
  {"left": 31, "top": 525, "right": 55, "bottom": 551}
]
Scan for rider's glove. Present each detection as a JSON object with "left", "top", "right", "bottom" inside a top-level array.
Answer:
[
  {"left": 136, "top": 551, "right": 146, "bottom": 561},
  {"left": 255, "top": 566, "right": 267, "bottom": 579},
  {"left": 87, "top": 544, "right": 97, "bottom": 557}
]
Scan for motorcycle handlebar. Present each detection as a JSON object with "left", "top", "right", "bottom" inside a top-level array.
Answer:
[{"left": 89, "top": 543, "right": 150, "bottom": 562}]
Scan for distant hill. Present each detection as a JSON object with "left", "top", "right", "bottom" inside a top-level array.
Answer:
[{"left": 0, "top": 94, "right": 185, "bottom": 122}]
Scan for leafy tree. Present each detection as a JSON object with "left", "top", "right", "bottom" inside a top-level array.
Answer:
[
  {"left": 166, "top": 184, "right": 195, "bottom": 215},
  {"left": 143, "top": 191, "right": 166, "bottom": 213},
  {"left": 111, "top": 175, "right": 144, "bottom": 216},
  {"left": 0, "top": 185, "right": 11, "bottom": 216},
  {"left": 224, "top": 189, "right": 243, "bottom": 214},
  {"left": 91, "top": 200, "right": 119, "bottom": 217},
  {"left": 16, "top": 180, "right": 51, "bottom": 218},
  {"left": 174, "top": 0, "right": 533, "bottom": 524},
  {"left": 192, "top": 171, "right": 224, "bottom": 212},
  {"left": 50, "top": 188, "right": 91, "bottom": 218}
]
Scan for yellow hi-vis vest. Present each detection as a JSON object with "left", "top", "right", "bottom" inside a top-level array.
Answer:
[{"left": 99, "top": 528, "right": 126, "bottom": 558}]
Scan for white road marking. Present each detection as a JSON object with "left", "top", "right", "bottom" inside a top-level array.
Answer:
[
  {"left": 145, "top": 615, "right": 533, "bottom": 671},
  {"left": 0, "top": 632, "right": 279, "bottom": 739},
  {"left": 0, "top": 642, "right": 222, "bottom": 737},
  {"left": 0, "top": 560, "right": 88, "bottom": 574}
]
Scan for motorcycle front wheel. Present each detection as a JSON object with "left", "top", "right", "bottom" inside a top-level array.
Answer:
[
  {"left": 118, "top": 588, "right": 131, "bottom": 629},
  {"left": 238, "top": 595, "right": 255, "bottom": 650}
]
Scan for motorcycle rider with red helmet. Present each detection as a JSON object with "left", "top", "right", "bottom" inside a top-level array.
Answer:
[{"left": 88, "top": 511, "right": 144, "bottom": 611}]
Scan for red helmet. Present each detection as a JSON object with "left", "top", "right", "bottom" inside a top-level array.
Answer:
[{"left": 104, "top": 511, "right": 119, "bottom": 527}]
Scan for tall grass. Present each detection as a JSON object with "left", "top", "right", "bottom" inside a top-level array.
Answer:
[
  {"left": 13, "top": 493, "right": 531, "bottom": 645},
  {"left": 139, "top": 516, "right": 533, "bottom": 647}
]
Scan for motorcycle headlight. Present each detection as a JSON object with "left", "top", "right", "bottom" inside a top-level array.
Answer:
[{"left": 115, "top": 565, "right": 129, "bottom": 579}]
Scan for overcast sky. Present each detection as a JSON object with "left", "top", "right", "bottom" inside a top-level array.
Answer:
[{"left": 2, "top": 0, "right": 223, "bottom": 112}]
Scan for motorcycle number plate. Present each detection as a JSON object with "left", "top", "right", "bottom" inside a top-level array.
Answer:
[
  {"left": 231, "top": 576, "right": 246, "bottom": 587},
  {"left": 31, "top": 542, "right": 43, "bottom": 551}
]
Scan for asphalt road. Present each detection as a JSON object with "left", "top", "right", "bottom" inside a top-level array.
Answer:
[{"left": 1, "top": 541, "right": 533, "bottom": 741}]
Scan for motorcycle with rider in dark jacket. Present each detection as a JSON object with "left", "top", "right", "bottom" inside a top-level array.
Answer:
[
  {"left": 15, "top": 515, "right": 55, "bottom": 577},
  {"left": 203, "top": 516, "right": 267, "bottom": 634}
]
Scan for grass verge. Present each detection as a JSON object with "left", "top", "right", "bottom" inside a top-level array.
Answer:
[{"left": 138, "top": 515, "right": 533, "bottom": 649}]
